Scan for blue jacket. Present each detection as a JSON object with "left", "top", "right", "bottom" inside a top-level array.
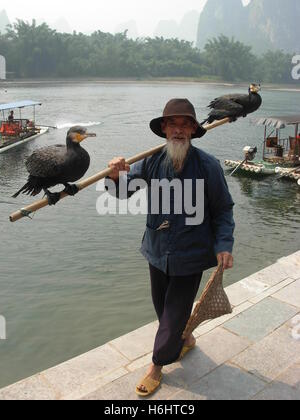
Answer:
[{"left": 106, "top": 145, "right": 235, "bottom": 276}]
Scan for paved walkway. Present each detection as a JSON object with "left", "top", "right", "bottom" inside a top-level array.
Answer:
[{"left": 1, "top": 251, "right": 300, "bottom": 400}]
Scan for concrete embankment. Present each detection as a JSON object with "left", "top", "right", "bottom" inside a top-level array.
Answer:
[{"left": 0, "top": 251, "right": 299, "bottom": 400}]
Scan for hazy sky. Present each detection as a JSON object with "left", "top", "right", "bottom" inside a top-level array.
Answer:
[{"left": 3, "top": 0, "right": 250, "bottom": 36}]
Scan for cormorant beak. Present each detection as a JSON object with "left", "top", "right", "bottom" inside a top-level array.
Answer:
[
  {"left": 74, "top": 133, "right": 97, "bottom": 143},
  {"left": 85, "top": 132, "right": 97, "bottom": 139}
]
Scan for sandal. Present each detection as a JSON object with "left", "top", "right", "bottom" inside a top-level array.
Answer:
[
  {"left": 177, "top": 343, "right": 196, "bottom": 362},
  {"left": 135, "top": 374, "right": 163, "bottom": 397}
]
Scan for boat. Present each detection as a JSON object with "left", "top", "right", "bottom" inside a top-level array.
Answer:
[
  {"left": 0, "top": 100, "right": 49, "bottom": 154},
  {"left": 275, "top": 166, "right": 300, "bottom": 185},
  {"left": 225, "top": 115, "right": 300, "bottom": 177}
]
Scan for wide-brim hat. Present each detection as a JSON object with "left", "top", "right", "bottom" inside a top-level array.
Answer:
[{"left": 150, "top": 98, "right": 207, "bottom": 139}]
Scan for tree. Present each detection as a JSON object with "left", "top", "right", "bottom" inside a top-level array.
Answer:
[
  {"left": 0, "top": 21, "right": 296, "bottom": 83},
  {"left": 258, "top": 50, "right": 294, "bottom": 84},
  {"left": 203, "top": 35, "right": 258, "bottom": 82}
]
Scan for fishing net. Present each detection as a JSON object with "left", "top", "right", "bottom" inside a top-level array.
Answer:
[{"left": 182, "top": 264, "right": 233, "bottom": 340}]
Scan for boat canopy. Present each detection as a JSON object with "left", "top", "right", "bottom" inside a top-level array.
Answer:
[
  {"left": 253, "top": 115, "right": 300, "bottom": 129},
  {"left": 0, "top": 100, "right": 42, "bottom": 112}
]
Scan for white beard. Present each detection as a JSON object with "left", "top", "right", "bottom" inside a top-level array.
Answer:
[{"left": 164, "top": 139, "right": 191, "bottom": 173}]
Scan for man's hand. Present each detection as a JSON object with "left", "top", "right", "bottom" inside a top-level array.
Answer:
[
  {"left": 108, "top": 157, "right": 130, "bottom": 182},
  {"left": 217, "top": 252, "right": 234, "bottom": 272}
]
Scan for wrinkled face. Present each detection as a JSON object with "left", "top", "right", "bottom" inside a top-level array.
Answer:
[
  {"left": 161, "top": 116, "right": 197, "bottom": 173},
  {"left": 161, "top": 116, "right": 197, "bottom": 143}
]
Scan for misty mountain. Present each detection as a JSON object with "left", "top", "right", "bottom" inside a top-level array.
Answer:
[
  {"left": 154, "top": 19, "right": 179, "bottom": 40},
  {"left": 197, "top": 0, "right": 300, "bottom": 53},
  {"left": 247, "top": 0, "right": 300, "bottom": 53},
  {"left": 178, "top": 11, "right": 200, "bottom": 43},
  {"left": 154, "top": 10, "right": 200, "bottom": 44},
  {"left": 197, "top": 0, "right": 247, "bottom": 49},
  {"left": 0, "top": 10, "right": 10, "bottom": 34}
]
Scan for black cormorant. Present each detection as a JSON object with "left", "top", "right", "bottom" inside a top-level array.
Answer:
[
  {"left": 13, "top": 126, "right": 96, "bottom": 205},
  {"left": 202, "top": 84, "right": 262, "bottom": 124}
]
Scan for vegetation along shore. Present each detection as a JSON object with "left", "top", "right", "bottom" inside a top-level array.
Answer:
[{"left": 0, "top": 20, "right": 298, "bottom": 84}]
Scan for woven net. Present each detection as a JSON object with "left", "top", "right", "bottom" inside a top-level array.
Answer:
[{"left": 182, "top": 264, "right": 232, "bottom": 340}]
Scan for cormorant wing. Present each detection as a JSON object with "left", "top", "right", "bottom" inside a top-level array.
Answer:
[
  {"left": 209, "top": 97, "right": 245, "bottom": 112},
  {"left": 26, "top": 145, "right": 68, "bottom": 178}
]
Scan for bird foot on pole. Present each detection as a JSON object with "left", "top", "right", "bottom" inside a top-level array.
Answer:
[
  {"left": 44, "top": 190, "right": 61, "bottom": 206},
  {"left": 63, "top": 184, "right": 79, "bottom": 196}
]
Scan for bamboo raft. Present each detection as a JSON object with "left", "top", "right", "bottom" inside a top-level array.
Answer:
[
  {"left": 225, "top": 160, "right": 265, "bottom": 174},
  {"left": 275, "top": 167, "right": 300, "bottom": 181}
]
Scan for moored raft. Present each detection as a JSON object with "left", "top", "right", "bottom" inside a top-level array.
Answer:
[
  {"left": 275, "top": 167, "right": 300, "bottom": 181},
  {"left": 225, "top": 114, "right": 300, "bottom": 179},
  {"left": 225, "top": 160, "right": 265, "bottom": 174}
]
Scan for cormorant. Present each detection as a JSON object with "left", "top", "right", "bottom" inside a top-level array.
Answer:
[
  {"left": 202, "top": 84, "right": 262, "bottom": 124},
  {"left": 13, "top": 126, "right": 96, "bottom": 205}
]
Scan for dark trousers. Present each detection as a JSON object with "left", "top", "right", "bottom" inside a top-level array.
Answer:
[{"left": 149, "top": 264, "right": 203, "bottom": 366}]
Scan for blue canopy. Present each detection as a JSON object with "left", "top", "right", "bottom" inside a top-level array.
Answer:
[{"left": 0, "top": 100, "right": 42, "bottom": 111}]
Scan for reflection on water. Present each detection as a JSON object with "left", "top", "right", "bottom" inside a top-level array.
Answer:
[{"left": 0, "top": 82, "right": 300, "bottom": 389}]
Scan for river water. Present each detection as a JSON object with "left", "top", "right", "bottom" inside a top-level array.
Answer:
[{"left": 0, "top": 81, "right": 299, "bottom": 388}]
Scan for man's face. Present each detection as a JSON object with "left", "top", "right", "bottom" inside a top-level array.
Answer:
[
  {"left": 161, "top": 116, "right": 197, "bottom": 173},
  {"left": 161, "top": 116, "right": 197, "bottom": 143}
]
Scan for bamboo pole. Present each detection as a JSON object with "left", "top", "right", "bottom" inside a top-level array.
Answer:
[{"left": 9, "top": 117, "right": 230, "bottom": 223}]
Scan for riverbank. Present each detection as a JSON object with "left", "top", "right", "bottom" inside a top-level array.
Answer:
[
  {"left": 0, "top": 251, "right": 299, "bottom": 400},
  {"left": 1, "top": 78, "right": 300, "bottom": 91}
]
